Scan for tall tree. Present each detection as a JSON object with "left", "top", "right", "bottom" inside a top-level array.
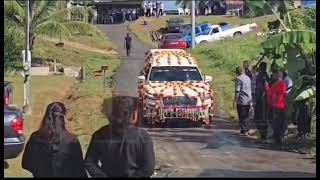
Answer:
[{"left": 4, "top": 0, "right": 99, "bottom": 51}]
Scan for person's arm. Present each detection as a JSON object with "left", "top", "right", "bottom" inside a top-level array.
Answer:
[
  {"left": 84, "top": 133, "right": 107, "bottom": 177},
  {"left": 264, "top": 80, "right": 271, "bottom": 94},
  {"left": 70, "top": 138, "right": 88, "bottom": 177},
  {"left": 233, "top": 78, "right": 241, "bottom": 109},
  {"left": 22, "top": 134, "right": 38, "bottom": 173},
  {"left": 133, "top": 130, "right": 155, "bottom": 177}
]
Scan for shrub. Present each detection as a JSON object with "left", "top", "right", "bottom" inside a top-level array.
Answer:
[
  {"left": 4, "top": 26, "right": 24, "bottom": 71},
  {"left": 290, "top": 6, "right": 316, "bottom": 30}
]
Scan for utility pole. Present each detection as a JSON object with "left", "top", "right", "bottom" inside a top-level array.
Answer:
[
  {"left": 191, "top": 0, "right": 196, "bottom": 49},
  {"left": 23, "top": 0, "right": 31, "bottom": 113}
]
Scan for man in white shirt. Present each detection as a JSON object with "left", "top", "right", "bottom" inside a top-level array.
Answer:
[{"left": 159, "top": 1, "right": 164, "bottom": 16}]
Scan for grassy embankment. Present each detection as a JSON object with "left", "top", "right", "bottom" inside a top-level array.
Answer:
[
  {"left": 4, "top": 32, "right": 120, "bottom": 177},
  {"left": 129, "top": 15, "right": 274, "bottom": 118}
]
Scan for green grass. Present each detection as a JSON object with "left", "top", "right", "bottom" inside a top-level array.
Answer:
[
  {"left": 189, "top": 33, "right": 266, "bottom": 118},
  {"left": 69, "top": 33, "right": 116, "bottom": 51},
  {"left": 129, "top": 15, "right": 276, "bottom": 47},
  {"left": 5, "top": 32, "right": 120, "bottom": 177}
]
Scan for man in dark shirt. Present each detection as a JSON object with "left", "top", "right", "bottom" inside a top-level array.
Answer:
[
  {"left": 84, "top": 96, "right": 155, "bottom": 177},
  {"left": 124, "top": 33, "right": 132, "bottom": 56},
  {"left": 254, "top": 62, "right": 270, "bottom": 143}
]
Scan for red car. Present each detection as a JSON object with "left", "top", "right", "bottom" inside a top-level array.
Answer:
[{"left": 159, "top": 33, "right": 187, "bottom": 49}]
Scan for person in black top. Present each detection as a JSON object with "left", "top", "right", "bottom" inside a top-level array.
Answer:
[
  {"left": 22, "top": 102, "right": 87, "bottom": 178},
  {"left": 84, "top": 96, "right": 155, "bottom": 177},
  {"left": 254, "top": 62, "right": 270, "bottom": 143},
  {"left": 124, "top": 33, "right": 132, "bottom": 56}
]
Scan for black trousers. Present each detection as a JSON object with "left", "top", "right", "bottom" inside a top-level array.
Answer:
[
  {"left": 254, "top": 98, "right": 268, "bottom": 139},
  {"left": 146, "top": 9, "right": 151, "bottom": 17},
  {"left": 126, "top": 46, "right": 131, "bottom": 56},
  {"left": 268, "top": 106, "right": 287, "bottom": 144},
  {"left": 237, "top": 104, "right": 250, "bottom": 133}
]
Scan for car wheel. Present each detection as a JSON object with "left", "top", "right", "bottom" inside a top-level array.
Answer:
[
  {"left": 200, "top": 41, "right": 208, "bottom": 44},
  {"left": 233, "top": 32, "right": 242, "bottom": 37}
]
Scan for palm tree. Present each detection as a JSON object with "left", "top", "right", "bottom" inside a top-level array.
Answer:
[{"left": 4, "top": 0, "right": 100, "bottom": 52}]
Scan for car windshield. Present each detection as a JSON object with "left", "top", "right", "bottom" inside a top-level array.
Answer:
[
  {"left": 149, "top": 66, "right": 203, "bottom": 81},
  {"left": 169, "top": 19, "right": 182, "bottom": 23},
  {"left": 165, "top": 35, "right": 182, "bottom": 39}
]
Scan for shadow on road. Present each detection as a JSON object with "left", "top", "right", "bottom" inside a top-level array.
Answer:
[{"left": 197, "top": 168, "right": 316, "bottom": 177}]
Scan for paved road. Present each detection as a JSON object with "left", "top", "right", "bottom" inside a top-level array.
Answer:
[{"left": 97, "top": 23, "right": 316, "bottom": 177}]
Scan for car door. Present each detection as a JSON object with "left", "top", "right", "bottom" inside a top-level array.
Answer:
[{"left": 209, "top": 27, "right": 222, "bottom": 41}]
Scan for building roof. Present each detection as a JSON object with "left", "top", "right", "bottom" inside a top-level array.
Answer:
[{"left": 145, "top": 49, "right": 198, "bottom": 67}]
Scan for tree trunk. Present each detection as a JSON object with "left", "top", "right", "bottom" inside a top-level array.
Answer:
[
  {"left": 264, "top": 2, "right": 289, "bottom": 32},
  {"left": 29, "top": 32, "right": 36, "bottom": 53}
]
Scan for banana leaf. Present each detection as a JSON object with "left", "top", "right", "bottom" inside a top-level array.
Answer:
[
  {"left": 261, "top": 31, "right": 316, "bottom": 49},
  {"left": 295, "top": 86, "right": 316, "bottom": 101}
]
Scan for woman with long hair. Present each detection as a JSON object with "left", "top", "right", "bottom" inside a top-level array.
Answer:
[
  {"left": 84, "top": 96, "right": 155, "bottom": 177},
  {"left": 22, "top": 102, "right": 87, "bottom": 177}
]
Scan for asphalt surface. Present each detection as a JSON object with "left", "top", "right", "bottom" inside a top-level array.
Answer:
[{"left": 96, "top": 22, "right": 316, "bottom": 178}]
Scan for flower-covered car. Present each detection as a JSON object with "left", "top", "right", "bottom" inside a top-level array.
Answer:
[{"left": 138, "top": 49, "right": 215, "bottom": 125}]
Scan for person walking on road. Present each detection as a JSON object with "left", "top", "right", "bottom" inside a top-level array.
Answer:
[
  {"left": 84, "top": 96, "right": 155, "bottom": 177},
  {"left": 124, "top": 33, "right": 132, "bottom": 56},
  {"left": 254, "top": 62, "right": 270, "bottom": 143},
  {"left": 265, "top": 69, "right": 287, "bottom": 150},
  {"left": 233, "top": 66, "right": 252, "bottom": 135},
  {"left": 22, "top": 102, "right": 87, "bottom": 178}
]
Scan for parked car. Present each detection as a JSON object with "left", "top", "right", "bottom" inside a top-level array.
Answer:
[
  {"left": 218, "top": 22, "right": 232, "bottom": 31},
  {"left": 179, "top": 23, "right": 192, "bottom": 35},
  {"left": 158, "top": 33, "right": 187, "bottom": 49},
  {"left": 4, "top": 82, "right": 25, "bottom": 160},
  {"left": 138, "top": 49, "right": 214, "bottom": 126},
  {"left": 182, "top": 22, "right": 212, "bottom": 47},
  {"left": 166, "top": 17, "right": 184, "bottom": 33},
  {"left": 195, "top": 23, "right": 258, "bottom": 44}
]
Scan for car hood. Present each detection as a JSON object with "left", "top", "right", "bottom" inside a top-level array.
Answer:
[{"left": 144, "top": 81, "right": 213, "bottom": 98}]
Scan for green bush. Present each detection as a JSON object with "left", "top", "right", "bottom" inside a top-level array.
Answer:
[
  {"left": 290, "top": 6, "right": 316, "bottom": 30},
  {"left": 4, "top": 26, "right": 24, "bottom": 70}
]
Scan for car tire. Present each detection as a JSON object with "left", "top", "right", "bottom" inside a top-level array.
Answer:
[
  {"left": 200, "top": 41, "right": 208, "bottom": 44},
  {"left": 233, "top": 31, "right": 242, "bottom": 37}
]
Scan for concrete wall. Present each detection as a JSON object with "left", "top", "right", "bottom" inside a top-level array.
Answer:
[{"left": 31, "top": 67, "right": 50, "bottom": 76}]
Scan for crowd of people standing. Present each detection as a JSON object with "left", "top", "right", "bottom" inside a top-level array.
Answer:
[
  {"left": 97, "top": 8, "right": 140, "bottom": 24},
  {"left": 142, "top": 1, "right": 164, "bottom": 17},
  {"left": 233, "top": 60, "right": 311, "bottom": 150}
]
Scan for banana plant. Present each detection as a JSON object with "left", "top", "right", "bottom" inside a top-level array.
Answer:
[{"left": 259, "top": 29, "right": 316, "bottom": 128}]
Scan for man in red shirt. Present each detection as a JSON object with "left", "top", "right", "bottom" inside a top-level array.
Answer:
[{"left": 265, "top": 69, "right": 287, "bottom": 149}]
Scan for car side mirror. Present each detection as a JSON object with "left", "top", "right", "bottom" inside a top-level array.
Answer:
[
  {"left": 204, "top": 75, "right": 212, "bottom": 82},
  {"left": 138, "top": 75, "right": 146, "bottom": 82}
]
